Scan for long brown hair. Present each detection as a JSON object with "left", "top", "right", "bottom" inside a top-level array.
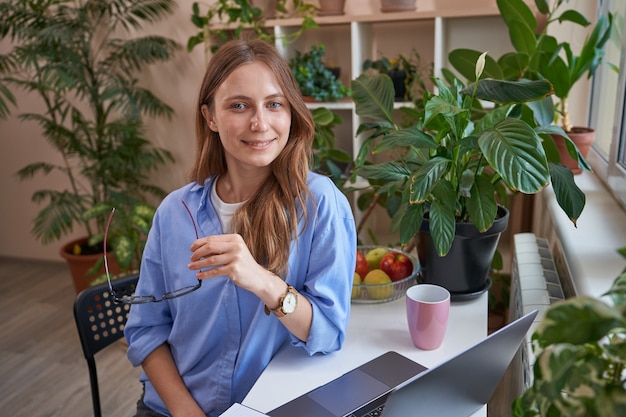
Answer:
[{"left": 189, "top": 39, "right": 314, "bottom": 277}]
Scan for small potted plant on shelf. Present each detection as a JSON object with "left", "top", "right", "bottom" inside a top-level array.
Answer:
[
  {"left": 449, "top": 0, "right": 614, "bottom": 174},
  {"left": 511, "top": 246, "right": 626, "bottom": 417},
  {"left": 362, "top": 50, "right": 431, "bottom": 102},
  {"left": 349, "top": 53, "right": 586, "bottom": 299},
  {"left": 0, "top": 0, "right": 178, "bottom": 293},
  {"left": 289, "top": 43, "right": 349, "bottom": 102},
  {"left": 310, "top": 107, "right": 353, "bottom": 190}
]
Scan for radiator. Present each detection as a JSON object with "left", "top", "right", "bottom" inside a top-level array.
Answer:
[{"left": 507, "top": 232, "right": 575, "bottom": 398}]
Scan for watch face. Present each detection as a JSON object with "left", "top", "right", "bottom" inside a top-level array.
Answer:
[{"left": 282, "top": 292, "right": 297, "bottom": 314}]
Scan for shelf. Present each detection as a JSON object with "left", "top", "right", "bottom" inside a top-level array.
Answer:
[
  {"left": 205, "top": 0, "right": 514, "bottom": 236},
  {"left": 266, "top": 0, "right": 503, "bottom": 26},
  {"left": 305, "top": 99, "right": 354, "bottom": 110}
]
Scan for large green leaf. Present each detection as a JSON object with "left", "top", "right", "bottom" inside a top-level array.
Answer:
[
  {"left": 466, "top": 174, "right": 497, "bottom": 232},
  {"left": 427, "top": 192, "right": 456, "bottom": 257},
  {"left": 497, "top": 0, "right": 536, "bottom": 33},
  {"left": 478, "top": 118, "right": 550, "bottom": 193},
  {"left": 508, "top": 19, "right": 537, "bottom": 55},
  {"left": 466, "top": 78, "right": 553, "bottom": 104},
  {"left": 535, "top": 296, "right": 623, "bottom": 346},
  {"left": 409, "top": 157, "right": 450, "bottom": 204},
  {"left": 548, "top": 163, "right": 586, "bottom": 224},
  {"left": 373, "top": 126, "right": 438, "bottom": 153},
  {"left": 355, "top": 162, "right": 411, "bottom": 183},
  {"left": 498, "top": 52, "right": 530, "bottom": 80},
  {"left": 424, "top": 95, "right": 466, "bottom": 127},
  {"left": 527, "top": 96, "right": 555, "bottom": 127},
  {"left": 540, "top": 54, "right": 570, "bottom": 99},
  {"left": 448, "top": 49, "right": 503, "bottom": 81},
  {"left": 351, "top": 73, "right": 395, "bottom": 123},
  {"left": 398, "top": 203, "right": 424, "bottom": 245}
]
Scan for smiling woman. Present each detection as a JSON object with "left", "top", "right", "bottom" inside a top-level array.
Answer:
[{"left": 123, "top": 39, "right": 357, "bottom": 417}]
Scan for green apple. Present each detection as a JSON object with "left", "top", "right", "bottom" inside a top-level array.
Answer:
[
  {"left": 352, "top": 272, "right": 362, "bottom": 299},
  {"left": 365, "top": 247, "right": 389, "bottom": 270},
  {"left": 363, "top": 269, "right": 393, "bottom": 300}
]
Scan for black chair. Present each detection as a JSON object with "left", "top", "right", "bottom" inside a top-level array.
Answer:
[{"left": 73, "top": 274, "right": 139, "bottom": 417}]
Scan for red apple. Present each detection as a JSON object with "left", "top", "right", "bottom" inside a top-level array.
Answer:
[
  {"left": 355, "top": 250, "right": 369, "bottom": 278},
  {"left": 380, "top": 251, "right": 413, "bottom": 282}
]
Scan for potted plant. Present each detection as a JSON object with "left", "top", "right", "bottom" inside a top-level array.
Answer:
[
  {"left": 350, "top": 53, "right": 586, "bottom": 298},
  {"left": 318, "top": 0, "right": 345, "bottom": 16},
  {"left": 511, "top": 247, "right": 626, "bottom": 417},
  {"left": 449, "top": 0, "right": 614, "bottom": 174},
  {"left": 0, "top": 0, "right": 178, "bottom": 292},
  {"left": 310, "top": 107, "right": 353, "bottom": 189},
  {"left": 289, "top": 43, "right": 350, "bottom": 102},
  {"left": 188, "top": 0, "right": 319, "bottom": 58},
  {"left": 362, "top": 50, "right": 431, "bottom": 102}
]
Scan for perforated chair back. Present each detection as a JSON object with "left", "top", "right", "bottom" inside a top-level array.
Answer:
[{"left": 73, "top": 274, "right": 139, "bottom": 417}]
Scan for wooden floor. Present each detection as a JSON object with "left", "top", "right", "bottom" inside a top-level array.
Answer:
[
  {"left": 0, "top": 256, "right": 513, "bottom": 417},
  {"left": 0, "top": 257, "right": 142, "bottom": 417}
]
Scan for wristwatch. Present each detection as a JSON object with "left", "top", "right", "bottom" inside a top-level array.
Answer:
[{"left": 264, "top": 285, "right": 298, "bottom": 317}]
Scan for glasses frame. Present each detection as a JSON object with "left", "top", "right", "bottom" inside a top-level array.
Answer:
[{"left": 104, "top": 200, "right": 202, "bottom": 304}]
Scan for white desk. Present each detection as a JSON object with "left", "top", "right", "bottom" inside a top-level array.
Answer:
[{"left": 243, "top": 292, "right": 488, "bottom": 416}]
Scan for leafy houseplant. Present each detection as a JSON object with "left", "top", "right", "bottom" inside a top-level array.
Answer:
[
  {"left": 362, "top": 50, "right": 431, "bottom": 102},
  {"left": 350, "top": 54, "right": 586, "bottom": 294},
  {"left": 0, "top": 0, "right": 179, "bottom": 290},
  {"left": 449, "top": 0, "right": 614, "bottom": 173},
  {"left": 511, "top": 247, "right": 626, "bottom": 417},
  {"left": 188, "top": 0, "right": 319, "bottom": 58},
  {"left": 289, "top": 43, "right": 349, "bottom": 102},
  {"left": 310, "top": 107, "right": 353, "bottom": 190}
]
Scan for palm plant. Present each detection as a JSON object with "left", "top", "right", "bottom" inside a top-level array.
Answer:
[{"left": 0, "top": 0, "right": 179, "bottom": 273}]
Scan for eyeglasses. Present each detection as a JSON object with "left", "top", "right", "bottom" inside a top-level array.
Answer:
[{"left": 104, "top": 201, "right": 202, "bottom": 304}]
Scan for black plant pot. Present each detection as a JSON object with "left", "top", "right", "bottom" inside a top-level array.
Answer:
[
  {"left": 387, "top": 70, "right": 406, "bottom": 102},
  {"left": 417, "top": 206, "right": 510, "bottom": 301}
]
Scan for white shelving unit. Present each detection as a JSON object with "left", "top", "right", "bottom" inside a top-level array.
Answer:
[
  {"left": 209, "top": 0, "right": 517, "bottom": 240},
  {"left": 264, "top": 0, "right": 514, "bottom": 164}
]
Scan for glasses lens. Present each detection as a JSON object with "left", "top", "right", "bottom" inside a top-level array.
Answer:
[
  {"left": 113, "top": 281, "right": 201, "bottom": 304},
  {"left": 114, "top": 294, "right": 156, "bottom": 304},
  {"left": 163, "top": 281, "right": 202, "bottom": 300}
]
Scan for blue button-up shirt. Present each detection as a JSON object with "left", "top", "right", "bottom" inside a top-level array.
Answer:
[{"left": 125, "top": 172, "right": 357, "bottom": 416}]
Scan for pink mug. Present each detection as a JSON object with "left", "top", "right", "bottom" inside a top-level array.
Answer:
[{"left": 406, "top": 284, "right": 450, "bottom": 350}]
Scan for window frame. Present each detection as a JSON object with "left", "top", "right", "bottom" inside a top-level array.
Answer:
[{"left": 588, "top": 0, "right": 626, "bottom": 211}]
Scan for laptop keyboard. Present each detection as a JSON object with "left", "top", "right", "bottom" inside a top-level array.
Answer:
[{"left": 348, "top": 404, "right": 385, "bottom": 417}]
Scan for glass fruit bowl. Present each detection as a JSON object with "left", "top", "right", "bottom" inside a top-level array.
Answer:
[{"left": 351, "top": 245, "right": 421, "bottom": 304}]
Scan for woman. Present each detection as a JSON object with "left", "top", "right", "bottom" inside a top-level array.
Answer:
[{"left": 124, "top": 39, "right": 356, "bottom": 417}]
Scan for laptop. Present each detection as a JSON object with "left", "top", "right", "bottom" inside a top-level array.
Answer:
[{"left": 267, "top": 309, "right": 538, "bottom": 417}]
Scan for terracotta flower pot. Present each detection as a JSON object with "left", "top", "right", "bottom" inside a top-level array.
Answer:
[
  {"left": 60, "top": 237, "right": 120, "bottom": 294},
  {"left": 552, "top": 127, "right": 595, "bottom": 175},
  {"left": 318, "top": 0, "right": 345, "bottom": 16},
  {"left": 381, "top": 0, "right": 417, "bottom": 13},
  {"left": 251, "top": 0, "right": 277, "bottom": 19}
]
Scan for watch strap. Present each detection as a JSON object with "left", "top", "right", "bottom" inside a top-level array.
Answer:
[{"left": 264, "top": 284, "right": 296, "bottom": 317}]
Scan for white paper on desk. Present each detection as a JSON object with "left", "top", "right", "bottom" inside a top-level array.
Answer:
[{"left": 219, "top": 402, "right": 268, "bottom": 417}]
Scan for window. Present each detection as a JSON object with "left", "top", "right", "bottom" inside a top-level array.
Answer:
[{"left": 588, "top": 0, "right": 626, "bottom": 210}]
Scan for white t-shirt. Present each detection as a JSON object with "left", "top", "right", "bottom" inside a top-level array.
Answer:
[{"left": 210, "top": 179, "right": 245, "bottom": 233}]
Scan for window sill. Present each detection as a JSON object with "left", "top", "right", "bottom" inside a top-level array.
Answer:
[{"left": 533, "top": 171, "right": 626, "bottom": 298}]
